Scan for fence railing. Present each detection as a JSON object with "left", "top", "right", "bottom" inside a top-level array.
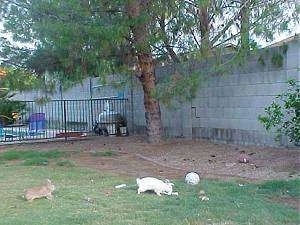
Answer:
[{"left": 0, "top": 98, "right": 128, "bottom": 143}]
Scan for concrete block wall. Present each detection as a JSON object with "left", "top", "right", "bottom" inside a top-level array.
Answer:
[
  {"left": 127, "top": 79, "right": 146, "bottom": 134},
  {"left": 191, "top": 38, "right": 299, "bottom": 146},
  {"left": 11, "top": 36, "right": 299, "bottom": 146},
  {"left": 129, "top": 37, "right": 299, "bottom": 146},
  {"left": 14, "top": 76, "right": 126, "bottom": 100}
]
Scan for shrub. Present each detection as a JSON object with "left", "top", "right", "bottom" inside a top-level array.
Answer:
[
  {"left": 0, "top": 99, "right": 27, "bottom": 125},
  {"left": 258, "top": 80, "right": 300, "bottom": 145}
]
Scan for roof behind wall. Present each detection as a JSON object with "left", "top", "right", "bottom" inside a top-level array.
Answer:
[{"left": 266, "top": 33, "right": 299, "bottom": 48}]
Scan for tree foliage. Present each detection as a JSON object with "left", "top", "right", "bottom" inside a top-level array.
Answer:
[
  {"left": 1, "top": 0, "right": 298, "bottom": 81},
  {"left": 0, "top": 67, "right": 27, "bottom": 125}
]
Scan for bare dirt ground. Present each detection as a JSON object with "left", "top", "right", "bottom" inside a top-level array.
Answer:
[{"left": 1, "top": 135, "right": 299, "bottom": 182}]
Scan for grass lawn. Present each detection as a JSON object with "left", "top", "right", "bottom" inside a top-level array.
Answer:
[{"left": 0, "top": 150, "right": 299, "bottom": 225}]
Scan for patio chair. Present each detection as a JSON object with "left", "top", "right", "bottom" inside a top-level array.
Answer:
[
  {"left": 28, "top": 113, "right": 46, "bottom": 135},
  {"left": 0, "top": 125, "right": 4, "bottom": 137},
  {"left": 0, "top": 124, "right": 17, "bottom": 139}
]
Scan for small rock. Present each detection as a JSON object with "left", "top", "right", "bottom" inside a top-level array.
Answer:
[
  {"left": 83, "top": 197, "right": 94, "bottom": 203},
  {"left": 238, "top": 152, "right": 250, "bottom": 163},
  {"left": 225, "top": 163, "right": 236, "bottom": 167},
  {"left": 199, "top": 190, "right": 206, "bottom": 195}
]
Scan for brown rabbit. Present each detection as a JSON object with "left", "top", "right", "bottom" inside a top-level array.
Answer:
[{"left": 24, "top": 179, "right": 55, "bottom": 202}]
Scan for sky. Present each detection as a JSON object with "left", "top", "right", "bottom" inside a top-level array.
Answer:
[
  {"left": 0, "top": 22, "right": 35, "bottom": 49},
  {"left": 0, "top": 20, "right": 299, "bottom": 49}
]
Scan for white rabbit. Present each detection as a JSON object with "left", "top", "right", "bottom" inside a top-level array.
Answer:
[{"left": 136, "top": 177, "right": 174, "bottom": 196}]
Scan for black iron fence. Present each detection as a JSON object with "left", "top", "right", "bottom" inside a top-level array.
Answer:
[{"left": 0, "top": 98, "right": 128, "bottom": 143}]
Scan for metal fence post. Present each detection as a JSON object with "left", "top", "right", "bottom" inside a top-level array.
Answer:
[
  {"left": 130, "top": 75, "right": 134, "bottom": 134},
  {"left": 90, "top": 99, "right": 94, "bottom": 131},
  {"left": 63, "top": 100, "right": 67, "bottom": 141}
]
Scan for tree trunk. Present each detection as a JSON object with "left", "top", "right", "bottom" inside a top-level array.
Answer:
[
  {"left": 198, "top": 1, "right": 211, "bottom": 53},
  {"left": 127, "top": 0, "right": 163, "bottom": 143},
  {"left": 240, "top": 0, "right": 250, "bottom": 52},
  {"left": 138, "top": 53, "right": 163, "bottom": 143},
  {"left": 199, "top": 5, "right": 211, "bottom": 49}
]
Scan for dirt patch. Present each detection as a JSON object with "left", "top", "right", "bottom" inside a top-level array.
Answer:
[{"left": 2, "top": 136, "right": 299, "bottom": 181}]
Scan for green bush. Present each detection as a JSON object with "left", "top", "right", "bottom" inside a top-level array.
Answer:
[
  {"left": 0, "top": 99, "right": 27, "bottom": 125},
  {"left": 259, "top": 80, "right": 300, "bottom": 145}
]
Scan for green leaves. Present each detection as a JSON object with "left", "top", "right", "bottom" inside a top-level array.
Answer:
[
  {"left": 258, "top": 102, "right": 283, "bottom": 131},
  {"left": 259, "top": 79, "right": 300, "bottom": 145},
  {"left": 155, "top": 67, "right": 203, "bottom": 107},
  {"left": 0, "top": 99, "right": 27, "bottom": 125}
]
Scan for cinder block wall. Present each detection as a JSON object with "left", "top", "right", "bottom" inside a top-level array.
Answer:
[
  {"left": 12, "top": 37, "right": 299, "bottom": 146},
  {"left": 190, "top": 39, "right": 299, "bottom": 146},
  {"left": 130, "top": 37, "right": 299, "bottom": 146}
]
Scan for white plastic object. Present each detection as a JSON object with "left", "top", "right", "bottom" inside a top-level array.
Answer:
[{"left": 115, "top": 184, "right": 127, "bottom": 189}]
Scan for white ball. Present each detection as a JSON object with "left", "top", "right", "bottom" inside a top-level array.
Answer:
[{"left": 185, "top": 172, "right": 200, "bottom": 185}]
